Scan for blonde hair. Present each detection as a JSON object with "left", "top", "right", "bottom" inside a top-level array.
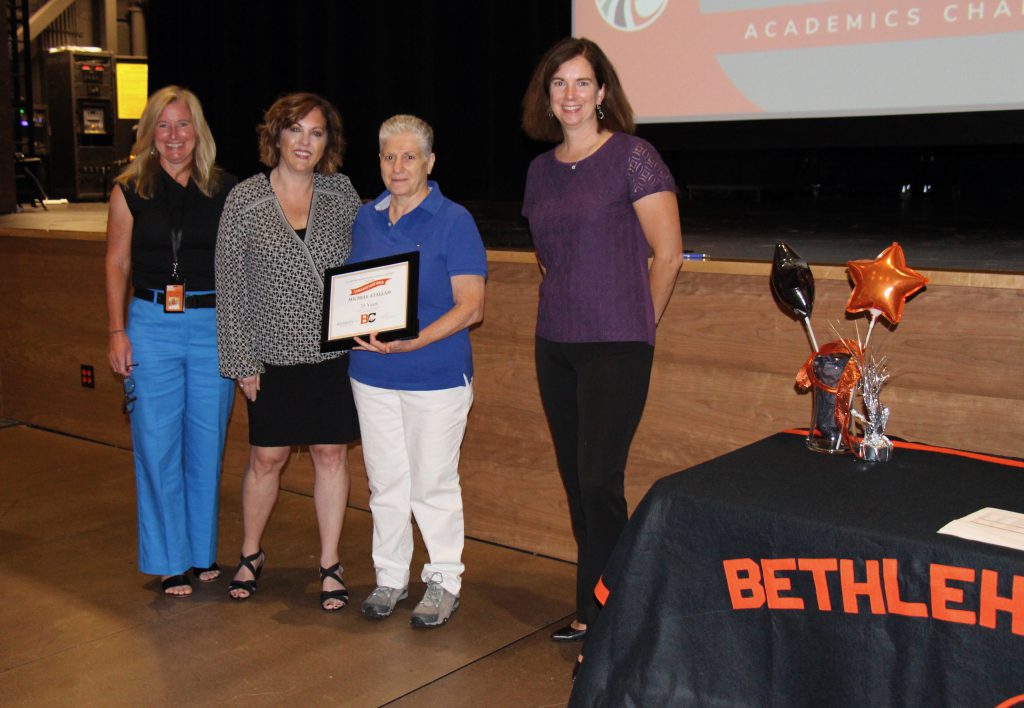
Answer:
[
  {"left": 115, "top": 85, "right": 221, "bottom": 198},
  {"left": 379, "top": 114, "right": 434, "bottom": 155}
]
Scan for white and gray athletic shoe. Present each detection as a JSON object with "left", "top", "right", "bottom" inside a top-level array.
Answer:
[
  {"left": 410, "top": 575, "right": 460, "bottom": 628},
  {"left": 361, "top": 585, "right": 408, "bottom": 619}
]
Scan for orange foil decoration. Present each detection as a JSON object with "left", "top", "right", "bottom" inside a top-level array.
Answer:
[
  {"left": 796, "top": 339, "right": 863, "bottom": 453},
  {"left": 846, "top": 242, "right": 928, "bottom": 324}
]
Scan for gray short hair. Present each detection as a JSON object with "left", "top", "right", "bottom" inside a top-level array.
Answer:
[{"left": 378, "top": 114, "right": 434, "bottom": 155}]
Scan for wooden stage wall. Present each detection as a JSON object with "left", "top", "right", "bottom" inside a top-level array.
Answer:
[{"left": 2, "top": 232, "right": 1022, "bottom": 561}]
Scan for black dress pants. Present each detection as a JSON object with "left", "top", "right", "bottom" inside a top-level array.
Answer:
[{"left": 535, "top": 336, "right": 654, "bottom": 626}]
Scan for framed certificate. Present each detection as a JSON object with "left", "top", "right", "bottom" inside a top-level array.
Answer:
[{"left": 320, "top": 251, "right": 420, "bottom": 352}]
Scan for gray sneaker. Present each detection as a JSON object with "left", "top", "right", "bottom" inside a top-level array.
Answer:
[
  {"left": 410, "top": 575, "right": 460, "bottom": 628},
  {"left": 361, "top": 585, "right": 408, "bottom": 619}
]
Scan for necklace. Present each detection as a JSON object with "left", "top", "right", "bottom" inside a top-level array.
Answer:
[{"left": 562, "top": 134, "right": 604, "bottom": 172}]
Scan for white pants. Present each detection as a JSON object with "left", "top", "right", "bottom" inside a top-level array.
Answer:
[{"left": 351, "top": 377, "right": 473, "bottom": 595}]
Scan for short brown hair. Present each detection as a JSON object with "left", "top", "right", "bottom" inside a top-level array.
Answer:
[
  {"left": 522, "top": 37, "right": 636, "bottom": 143},
  {"left": 257, "top": 92, "right": 345, "bottom": 173}
]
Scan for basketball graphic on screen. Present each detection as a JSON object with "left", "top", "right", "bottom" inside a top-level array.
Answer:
[{"left": 597, "top": 0, "right": 669, "bottom": 31}]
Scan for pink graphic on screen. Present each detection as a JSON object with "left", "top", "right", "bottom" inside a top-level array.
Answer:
[{"left": 575, "top": 0, "right": 1024, "bottom": 122}]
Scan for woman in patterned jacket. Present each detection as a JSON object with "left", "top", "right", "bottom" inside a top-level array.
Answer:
[{"left": 215, "top": 93, "right": 360, "bottom": 611}]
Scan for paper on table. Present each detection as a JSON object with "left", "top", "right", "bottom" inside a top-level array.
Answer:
[{"left": 938, "top": 507, "right": 1024, "bottom": 552}]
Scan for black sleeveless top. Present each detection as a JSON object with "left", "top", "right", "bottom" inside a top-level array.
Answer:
[{"left": 123, "top": 169, "right": 237, "bottom": 291}]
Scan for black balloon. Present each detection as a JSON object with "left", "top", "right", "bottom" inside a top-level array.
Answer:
[{"left": 770, "top": 241, "right": 815, "bottom": 319}]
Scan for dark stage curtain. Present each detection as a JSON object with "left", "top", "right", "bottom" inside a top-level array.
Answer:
[{"left": 145, "top": 0, "right": 570, "bottom": 202}]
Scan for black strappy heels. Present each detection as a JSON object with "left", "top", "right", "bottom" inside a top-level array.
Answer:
[
  {"left": 319, "top": 562, "right": 349, "bottom": 612},
  {"left": 227, "top": 549, "right": 265, "bottom": 601}
]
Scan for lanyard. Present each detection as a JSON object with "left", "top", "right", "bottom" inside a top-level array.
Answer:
[
  {"left": 164, "top": 175, "right": 188, "bottom": 284},
  {"left": 170, "top": 226, "right": 183, "bottom": 283}
]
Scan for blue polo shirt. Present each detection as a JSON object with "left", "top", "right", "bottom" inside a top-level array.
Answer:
[{"left": 348, "top": 181, "right": 488, "bottom": 391}]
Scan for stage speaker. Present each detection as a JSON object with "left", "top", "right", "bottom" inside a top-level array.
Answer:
[{"left": 43, "top": 49, "right": 117, "bottom": 200}]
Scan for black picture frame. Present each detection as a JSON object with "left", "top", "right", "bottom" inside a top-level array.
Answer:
[{"left": 320, "top": 251, "right": 420, "bottom": 352}]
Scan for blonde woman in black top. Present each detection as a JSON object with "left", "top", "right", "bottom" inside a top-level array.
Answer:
[{"left": 105, "top": 85, "right": 236, "bottom": 596}]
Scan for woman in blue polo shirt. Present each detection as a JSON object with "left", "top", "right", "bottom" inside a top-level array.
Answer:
[{"left": 349, "top": 114, "right": 487, "bottom": 629}]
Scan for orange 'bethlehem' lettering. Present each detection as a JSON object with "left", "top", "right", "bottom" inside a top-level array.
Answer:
[
  {"left": 721, "top": 557, "right": 1023, "bottom": 636},
  {"left": 762, "top": 558, "right": 804, "bottom": 610},
  {"left": 798, "top": 558, "right": 838, "bottom": 611},
  {"left": 931, "top": 563, "right": 976, "bottom": 625},
  {"left": 723, "top": 558, "right": 765, "bottom": 609},
  {"left": 883, "top": 558, "right": 928, "bottom": 618},
  {"left": 840, "top": 559, "right": 886, "bottom": 614},
  {"left": 979, "top": 569, "right": 1024, "bottom": 635}
]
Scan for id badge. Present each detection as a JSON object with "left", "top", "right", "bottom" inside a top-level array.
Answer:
[{"left": 164, "top": 283, "right": 185, "bottom": 313}]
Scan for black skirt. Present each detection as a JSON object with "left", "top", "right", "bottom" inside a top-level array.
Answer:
[{"left": 247, "top": 355, "right": 360, "bottom": 447}]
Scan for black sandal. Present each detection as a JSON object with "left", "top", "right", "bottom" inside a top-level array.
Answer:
[
  {"left": 319, "top": 562, "right": 349, "bottom": 612},
  {"left": 161, "top": 574, "right": 192, "bottom": 596},
  {"left": 227, "top": 550, "right": 264, "bottom": 601},
  {"left": 191, "top": 563, "right": 220, "bottom": 582}
]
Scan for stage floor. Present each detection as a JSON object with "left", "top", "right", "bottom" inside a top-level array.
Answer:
[
  {"left": 3, "top": 196, "right": 1021, "bottom": 273},
  {"left": 467, "top": 196, "right": 1024, "bottom": 273},
  {"left": 0, "top": 423, "right": 580, "bottom": 706}
]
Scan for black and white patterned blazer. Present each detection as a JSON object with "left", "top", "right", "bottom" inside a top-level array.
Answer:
[{"left": 215, "top": 171, "right": 360, "bottom": 379}]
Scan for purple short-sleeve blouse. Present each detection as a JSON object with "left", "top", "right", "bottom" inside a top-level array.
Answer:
[{"left": 522, "top": 132, "right": 677, "bottom": 346}]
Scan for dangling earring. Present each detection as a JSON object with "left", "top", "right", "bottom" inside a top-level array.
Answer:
[
  {"left": 547, "top": 108, "right": 554, "bottom": 119},
  {"left": 150, "top": 146, "right": 157, "bottom": 156},
  {"left": 596, "top": 103, "right": 605, "bottom": 120}
]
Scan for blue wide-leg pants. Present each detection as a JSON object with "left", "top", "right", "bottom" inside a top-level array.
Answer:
[{"left": 127, "top": 295, "right": 234, "bottom": 575}]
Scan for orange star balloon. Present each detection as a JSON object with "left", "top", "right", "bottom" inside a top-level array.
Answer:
[{"left": 846, "top": 243, "right": 928, "bottom": 324}]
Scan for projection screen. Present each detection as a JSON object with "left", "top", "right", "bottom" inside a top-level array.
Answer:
[{"left": 574, "top": 0, "right": 1024, "bottom": 123}]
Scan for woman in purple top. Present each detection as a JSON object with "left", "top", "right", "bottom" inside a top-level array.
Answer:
[{"left": 521, "top": 37, "right": 684, "bottom": 676}]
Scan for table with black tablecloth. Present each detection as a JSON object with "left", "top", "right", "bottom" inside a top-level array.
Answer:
[{"left": 571, "top": 432, "right": 1024, "bottom": 707}]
